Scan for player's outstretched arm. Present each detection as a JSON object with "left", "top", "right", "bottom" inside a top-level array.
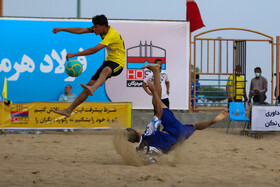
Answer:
[
  {"left": 66, "top": 44, "right": 105, "bottom": 60},
  {"left": 52, "top": 27, "right": 90, "bottom": 34}
]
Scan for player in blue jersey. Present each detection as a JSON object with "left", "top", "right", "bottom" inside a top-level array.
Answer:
[{"left": 126, "top": 64, "right": 228, "bottom": 157}]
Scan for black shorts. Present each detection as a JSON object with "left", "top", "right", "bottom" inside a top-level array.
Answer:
[
  {"left": 91, "top": 60, "right": 123, "bottom": 80},
  {"left": 161, "top": 98, "right": 170, "bottom": 108},
  {"left": 153, "top": 98, "right": 170, "bottom": 115}
]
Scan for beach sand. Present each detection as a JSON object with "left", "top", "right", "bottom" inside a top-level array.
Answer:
[{"left": 0, "top": 128, "right": 279, "bottom": 187}]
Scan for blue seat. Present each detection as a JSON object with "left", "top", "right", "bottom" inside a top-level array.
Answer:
[{"left": 227, "top": 102, "right": 250, "bottom": 134}]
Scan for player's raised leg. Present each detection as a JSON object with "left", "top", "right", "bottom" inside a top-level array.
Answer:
[
  {"left": 81, "top": 67, "right": 112, "bottom": 96},
  {"left": 142, "top": 64, "right": 167, "bottom": 118},
  {"left": 193, "top": 109, "right": 228, "bottom": 130},
  {"left": 53, "top": 80, "right": 96, "bottom": 117}
]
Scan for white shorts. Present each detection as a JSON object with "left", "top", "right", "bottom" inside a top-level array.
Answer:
[{"left": 143, "top": 116, "right": 161, "bottom": 136}]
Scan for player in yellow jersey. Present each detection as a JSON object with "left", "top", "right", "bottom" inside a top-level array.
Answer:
[{"left": 52, "top": 15, "right": 125, "bottom": 117}]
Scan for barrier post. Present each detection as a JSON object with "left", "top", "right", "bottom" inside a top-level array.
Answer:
[
  {"left": 276, "top": 36, "right": 280, "bottom": 102},
  {"left": 1, "top": 101, "right": 4, "bottom": 132}
]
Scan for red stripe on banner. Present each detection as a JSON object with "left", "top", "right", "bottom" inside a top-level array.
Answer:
[
  {"left": 186, "top": 0, "right": 205, "bottom": 32},
  {"left": 11, "top": 111, "right": 28, "bottom": 115},
  {"left": 127, "top": 57, "right": 165, "bottom": 63}
]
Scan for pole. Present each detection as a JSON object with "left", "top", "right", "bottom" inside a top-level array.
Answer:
[
  {"left": 1, "top": 101, "right": 4, "bottom": 132},
  {"left": 0, "top": 0, "right": 3, "bottom": 16},
  {"left": 276, "top": 36, "right": 280, "bottom": 103},
  {"left": 188, "top": 26, "right": 192, "bottom": 112},
  {"left": 218, "top": 36, "right": 222, "bottom": 88},
  {"left": 77, "top": 0, "right": 81, "bottom": 18}
]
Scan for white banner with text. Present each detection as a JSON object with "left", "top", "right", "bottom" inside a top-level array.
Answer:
[{"left": 252, "top": 106, "right": 280, "bottom": 131}]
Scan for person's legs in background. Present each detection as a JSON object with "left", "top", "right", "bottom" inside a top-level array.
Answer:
[{"left": 253, "top": 93, "right": 267, "bottom": 105}]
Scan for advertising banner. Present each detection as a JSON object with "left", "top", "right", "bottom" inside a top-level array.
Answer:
[
  {"left": 106, "top": 20, "right": 189, "bottom": 109},
  {"left": 0, "top": 18, "right": 189, "bottom": 109},
  {"left": 252, "top": 106, "right": 280, "bottom": 131},
  {"left": 0, "top": 102, "right": 131, "bottom": 129},
  {"left": 0, "top": 18, "right": 107, "bottom": 102}
]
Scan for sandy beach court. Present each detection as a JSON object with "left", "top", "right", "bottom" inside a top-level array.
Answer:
[{"left": 0, "top": 128, "right": 280, "bottom": 187}]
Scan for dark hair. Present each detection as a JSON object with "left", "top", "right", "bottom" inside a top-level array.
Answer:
[
  {"left": 65, "top": 84, "right": 72, "bottom": 88},
  {"left": 92, "top": 15, "right": 108, "bottom": 27},
  {"left": 254, "top": 67, "right": 261, "bottom": 71},
  {"left": 154, "top": 59, "right": 162, "bottom": 63},
  {"left": 126, "top": 128, "right": 140, "bottom": 143},
  {"left": 195, "top": 74, "right": 200, "bottom": 79}
]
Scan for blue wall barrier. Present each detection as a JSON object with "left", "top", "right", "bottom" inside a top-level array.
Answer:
[{"left": 0, "top": 18, "right": 111, "bottom": 102}]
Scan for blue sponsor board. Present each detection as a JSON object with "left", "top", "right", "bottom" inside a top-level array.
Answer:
[{"left": 0, "top": 18, "right": 110, "bottom": 102}]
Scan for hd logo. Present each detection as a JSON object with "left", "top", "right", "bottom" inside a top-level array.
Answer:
[{"left": 126, "top": 41, "right": 166, "bottom": 87}]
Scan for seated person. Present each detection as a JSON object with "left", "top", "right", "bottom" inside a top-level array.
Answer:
[
  {"left": 59, "top": 84, "right": 77, "bottom": 132},
  {"left": 248, "top": 67, "right": 267, "bottom": 105},
  {"left": 59, "top": 85, "right": 77, "bottom": 102},
  {"left": 126, "top": 64, "right": 228, "bottom": 161}
]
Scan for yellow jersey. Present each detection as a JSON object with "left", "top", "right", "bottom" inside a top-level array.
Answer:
[
  {"left": 227, "top": 75, "right": 245, "bottom": 100},
  {"left": 88, "top": 26, "right": 126, "bottom": 68}
]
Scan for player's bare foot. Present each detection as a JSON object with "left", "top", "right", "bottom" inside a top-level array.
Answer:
[
  {"left": 212, "top": 109, "right": 228, "bottom": 123},
  {"left": 80, "top": 84, "right": 94, "bottom": 96},
  {"left": 141, "top": 64, "right": 161, "bottom": 72},
  {"left": 53, "top": 109, "right": 71, "bottom": 117}
]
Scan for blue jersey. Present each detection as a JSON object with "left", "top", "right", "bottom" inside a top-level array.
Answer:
[{"left": 139, "top": 108, "right": 195, "bottom": 154}]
